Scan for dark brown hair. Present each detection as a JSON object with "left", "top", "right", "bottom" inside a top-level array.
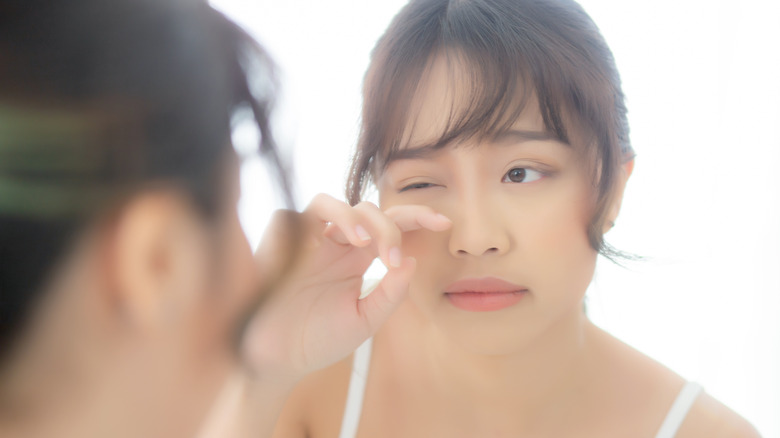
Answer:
[
  {"left": 347, "top": 0, "right": 634, "bottom": 258},
  {"left": 0, "top": 0, "right": 293, "bottom": 360}
]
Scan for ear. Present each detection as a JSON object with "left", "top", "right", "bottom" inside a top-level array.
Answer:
[
  {"left": 105, "top": 191, "right": 211, "bottom": 331},
  {"left": 603, "top": 159, "right": 634, "bottom": 234}
]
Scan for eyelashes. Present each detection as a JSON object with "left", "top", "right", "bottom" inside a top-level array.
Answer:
[
  {"left": 399, "top": 167, "right": 548, "bottom": 192},
  {"left": 399, "top": 182, "right": 436, "bottom": 192},
  {"left": 502, "top": 167, "right": 544, "bottom": 183}
]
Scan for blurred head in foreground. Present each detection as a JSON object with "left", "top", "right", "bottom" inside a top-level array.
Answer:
[{"left": 0, "top": 0, "right": 289, "bottom": 435}]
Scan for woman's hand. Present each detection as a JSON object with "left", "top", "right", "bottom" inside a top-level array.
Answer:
[
  {"left": 239, "top": 194, "right": 451, "bottom": 382},
  {"left": 196, "top": 196, "right": 450, "bottom": 438}
]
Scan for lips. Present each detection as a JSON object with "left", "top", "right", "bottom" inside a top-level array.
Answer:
[{"left": 444, "top": 277, "right": 528, "bottom": 312}]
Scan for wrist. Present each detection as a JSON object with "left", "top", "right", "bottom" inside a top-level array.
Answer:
[
  {"left": 236, "top": 367, "right": 301, "bottom": 408},
  {"left": 237, "top": 359, "right": 303, "bottom": 393}
]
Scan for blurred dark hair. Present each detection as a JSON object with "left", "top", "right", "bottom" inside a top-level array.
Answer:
[
  {"left": 0, "top": 0, "right": 292, "bottom": 359},
  {"left": 347, "top": 0, "right": 634, "bottom": 258}
]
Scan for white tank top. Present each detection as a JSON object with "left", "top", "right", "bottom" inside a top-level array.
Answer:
[{"left": 338, "top": 339, "right": 702, "bottom": 438}]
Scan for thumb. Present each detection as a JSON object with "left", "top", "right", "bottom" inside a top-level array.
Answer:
[{"left": 356, "top": 256, "right": 416, "bottom": 335}]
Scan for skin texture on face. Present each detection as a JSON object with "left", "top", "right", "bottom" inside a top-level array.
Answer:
[{"left": 377, "top": 56, "right": 599, "bottom": 354}]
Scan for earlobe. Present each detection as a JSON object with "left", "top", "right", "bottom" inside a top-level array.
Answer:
[
  {"left": 623, "top": 158, "right": 635, "bottom": 179},
  {"left": 603, "top": 158, "right": 634, "bottom": 234},
  {"left": 105, "top": 191, "right": 209, "bottom": 331}
]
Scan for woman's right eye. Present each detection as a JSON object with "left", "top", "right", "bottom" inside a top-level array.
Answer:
[{"left": 399, "top": 182, "right": 434, "bottom": 192}]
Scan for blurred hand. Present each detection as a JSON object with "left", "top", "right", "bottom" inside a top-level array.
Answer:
[{"left": 239, "top": 194, "right": 451, "bottom": 381}]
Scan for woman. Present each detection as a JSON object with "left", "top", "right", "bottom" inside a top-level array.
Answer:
[
  {"left": 0, "top": 1, "right": 446, "bottom": 437},
  {"left": 269, "top": 0, "right": 760, "bottom": 437}
]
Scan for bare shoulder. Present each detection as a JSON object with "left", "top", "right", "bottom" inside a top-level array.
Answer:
[
  {"left": 586, "top": 326, "right": 759, "bottom": 438},
  {"left": 676, "top": 392, "right": 761, "bottom": 438},
  {"left": 272, "top": 356, "right": 353, "bottom": 438}
]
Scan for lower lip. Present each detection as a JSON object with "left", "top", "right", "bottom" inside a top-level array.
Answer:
[{"left": 445, "top": 291, "right": 527, "bottom": 312}]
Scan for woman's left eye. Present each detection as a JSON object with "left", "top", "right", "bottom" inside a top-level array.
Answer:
[{"left": 502, "top": 167, "right": 544, "bottom": 183}]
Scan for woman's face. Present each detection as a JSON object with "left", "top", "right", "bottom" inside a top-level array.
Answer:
[{"left": 376, "top": 62, "right": 599, "bottom": 354}]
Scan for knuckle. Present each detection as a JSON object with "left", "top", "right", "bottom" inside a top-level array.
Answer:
[
  {"left": 308, "top": 192, "right": 332, "bottom": 208},
  {"left": 355, "top": 201, "right": 380, "bottom": 213},
  {"left": 382, "top": 205, "right": 400, "bottom": 216}
]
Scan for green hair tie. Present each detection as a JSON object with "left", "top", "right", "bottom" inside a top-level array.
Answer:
[
  {"left": 0, "top": 178, "right": 110, "bottom": 219},
  {"left": 0, "top": 103, "right": 116, "bottom": 218}
]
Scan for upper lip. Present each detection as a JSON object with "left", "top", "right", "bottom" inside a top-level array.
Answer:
[{"left": 444, "top": 277, "right": 527, "bottom": 294}]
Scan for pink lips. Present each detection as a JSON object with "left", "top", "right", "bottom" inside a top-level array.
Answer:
[{"left": 444, "top": 277, "right": 527, "bottom": 312}]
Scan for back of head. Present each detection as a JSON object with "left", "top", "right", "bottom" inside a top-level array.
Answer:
[{"left": 0, "top": 0, "right": 288, "bottom": 361}]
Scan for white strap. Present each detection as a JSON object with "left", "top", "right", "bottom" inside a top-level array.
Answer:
[
  {"left": 338, "top": 338, "right": 373, "bottom": 438},
  {"left": 654, "top": 381, "right": 703, "bottom": 438}
]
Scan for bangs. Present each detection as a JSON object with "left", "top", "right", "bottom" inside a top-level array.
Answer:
[
  {"left": 383, "top": 48, "right": 564, "bottom": 164},
  {"left": 359, "top": 0, "right": 618, "bottom": 174},
  {"left": 349, "top": 0, "right": 632, "bottom": 258}
]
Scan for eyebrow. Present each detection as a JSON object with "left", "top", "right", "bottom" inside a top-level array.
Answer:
[
  {"left": 385, "top": 129, "right": 562, "bottom": 164},
  {"left": 495, "top": 129, "right": 558, "bottom": 143}
]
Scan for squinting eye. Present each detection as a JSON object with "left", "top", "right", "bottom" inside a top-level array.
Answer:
[
  {"left": 399, "top": 182, "right": 434, "bottom": 192},
  {"left": 502, "top": 167, "right": 544, "bottom": 183}
]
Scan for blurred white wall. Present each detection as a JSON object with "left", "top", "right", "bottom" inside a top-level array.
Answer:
[{"left": 211, "top": 0, "right": 780, "bottom": 435}]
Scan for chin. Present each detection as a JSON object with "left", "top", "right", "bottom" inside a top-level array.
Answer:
[{"left": 433, "top": 308, "right": 552, "bottom": 356}]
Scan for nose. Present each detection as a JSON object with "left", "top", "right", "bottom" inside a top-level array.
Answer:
[{"left": 447, "top": 196, "right": 511, "bottom": 258}]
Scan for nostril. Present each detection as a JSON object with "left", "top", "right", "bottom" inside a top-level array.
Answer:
[{"left": 457, "top": 247, "right": 500, "bottom": 256}]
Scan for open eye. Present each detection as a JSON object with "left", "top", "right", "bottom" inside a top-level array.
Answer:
[
  {"left": 502, "top": 167, "right": 544, "bottom": 184},
  {"left": 399, "top": 182, "right": 435, "bottom": 192}
]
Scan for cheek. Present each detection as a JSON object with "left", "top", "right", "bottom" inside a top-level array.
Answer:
[
  {"left": 521, "top": 183, "right": 597, "bottom": 297},
  {"left": 194, "top": 214, "right": 257, "bottom": 354},
  {"left": 219, "top": 217, "right": 258, "bottom": 323},
  {"left": 400, "top": 228, "right": 448, "bottom": 294},
  {"left": 528, "top": 200, "right": 590, "bottom": 252},
  {"left": 522, "top": 171, "right": 593, "bottom": 247},
  {"left": 401, "top": 228, "right": 439, "bottom": 259},
  {"left": 381, "top": 194, "right": 450, "bottom": 305}
]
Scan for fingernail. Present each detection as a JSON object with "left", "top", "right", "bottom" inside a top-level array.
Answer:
[
  {"left": 355, "top": 225, "right": 371, "bottom": 241},
  {"left": 435, "top": 213, "right": 452, "bottom": 222},
  {"left": 389, "top": 247, "right": 402, "bottom": 268}
]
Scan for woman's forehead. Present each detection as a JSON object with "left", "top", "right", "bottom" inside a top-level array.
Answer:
[{"left": 399, "top": 53, "right": 547, "bottom": 151}]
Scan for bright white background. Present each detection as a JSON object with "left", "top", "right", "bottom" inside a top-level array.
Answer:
[{"left": 212, "top": 0, "right": 779, "bottom": 435}]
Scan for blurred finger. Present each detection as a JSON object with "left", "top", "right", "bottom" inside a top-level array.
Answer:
[
  {"left": 304, "top": 193, "right": 373, "bottom": 248},
  {"left": 352, "top": 201, "right": 403, "bottom": 268},
  {"left": 383, "top": 205, "right": 452, "bottom": 232},
  {"left": 356, "top": 256, "right": 416, "bottom": 334}
]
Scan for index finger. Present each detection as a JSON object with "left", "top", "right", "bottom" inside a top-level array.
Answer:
[{"left": 383, "top": 205, "right": 452, "bottom": 232}]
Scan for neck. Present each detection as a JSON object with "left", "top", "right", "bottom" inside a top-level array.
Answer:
[
  {"left": 385, "top": 299, "right": 601, "bottom": 420},
  {"left": 0, "top": 332, "right": 208, "bottom": 438},
  {"left": 1, "top": 302, "right": 140, "bottom": 438},
  {"left": 0, "top": 284, "right": 208, "bottom": 438},
  {"left": 0, "top": 233, "right": 223, "bottom": 438}
]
